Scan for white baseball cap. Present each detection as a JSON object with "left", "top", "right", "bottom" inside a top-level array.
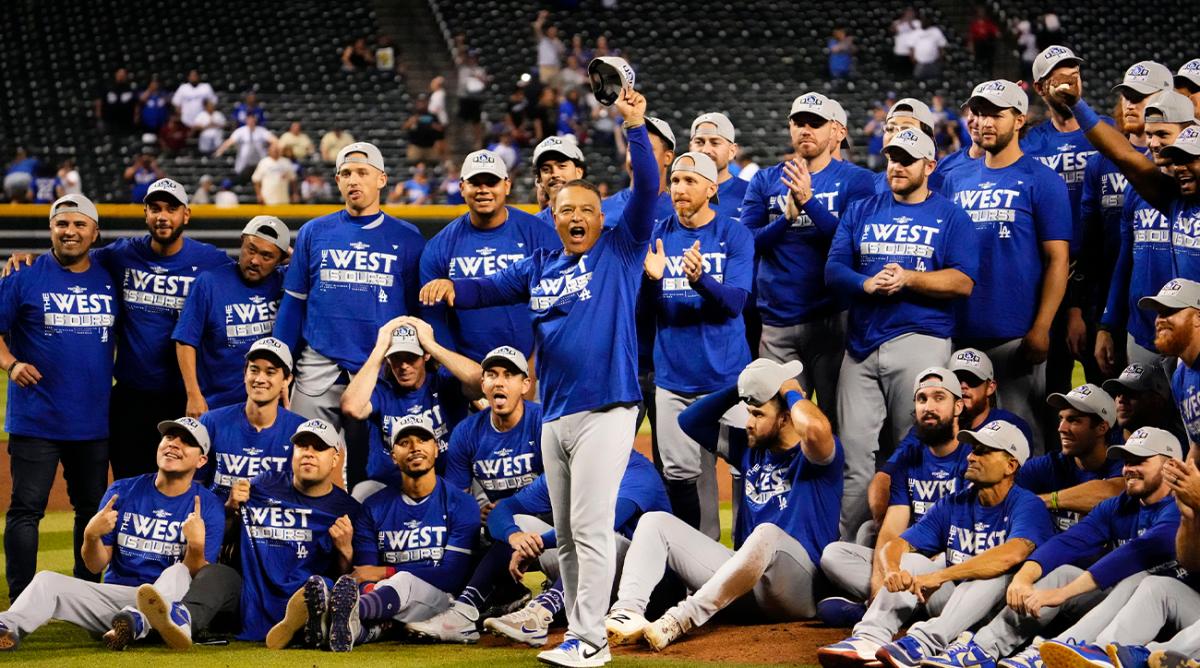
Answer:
[
  {"left": 461, "top": 149, "right": 508, "bottom": 181},
  {"left": 1109, "top": 426, "right": 1184, "bottom": 460},
  {"left": 1047, "top": 383, "right": 1117, "bottom": 427},
  {"left": 1138, "top": 277, "right": 1200, "bottom": 312},
  {"left": 1175, "top": 59, "right": 1200, "bottom": 91},
  {"left": 157, "top": 417, "right": 212, "bottom": 455},
  {"left": 144, "top": 178, "right": 189, "bottom": 206},
  {"left": 587, "top": 57, "right": 635, "bottom": 107},
  {"left": 392, "top": 414, "right": 437, "bottom": 444},
  {"left": 481, "top": 345, "right": 529, "bottom": 376},
  {"left": 1144, "top": 91, "right": 1198, "bottom": 125},
  {"left": 245, "top": 336, "right": 293, "bottom": 375},
  {"left": 958, "top": 420, "right": 1031, "bottom": 465},
  {"left": 671, "top": 152, "right": 720, "bottom": 184},
  {"left": 948, "top": 348, "right": 995, "bottom": 382},
  {"left": 1159, "top": 126, "right": 1200, "bottom": 162},
  {"left": 690, "top": 112, "right": 736, "bottom": 143},
  {"left": 335, "top": 141, "right": 386, "bottom": 173},
  {"left": 533, "top": 135, "right": 585, "bottom": 167},
  {"left": 912, "top": 366, "right": 963, "bottom": 399},
  {"left": 644, "top": 116, "right": 676, "bottom": 151},
  {"left": 385, "top": 324, "right": 424, "bottom": 357},
  {"left": 292, "top": 418, "right": 343, "bottom": 451},
  {"left": 240, "top": 215, "right": 290, "bottom": 253},
  {"left": 883, "top": 128, "right": 936, "bottom": 161},
  {"left": 1032, "top": 45, "right": 1084, "bottom": 82},
  {"left": 965, "top": 80, "right": 1029, "bottom": 115},
  {"left": 1113, "top": 61, "right": 1174, "bottom": 98},
  {"left": 887, "top": 98, "right": 935, "bottom": 131},
  {"left": 789, "top": 92, "right": 843, "bottom": 124},
  {"left": 737, "top": 358, "right": 804, "bottom": 406},
  {"left": 49, "top": 194, "right": 99, "bottom": 224}
]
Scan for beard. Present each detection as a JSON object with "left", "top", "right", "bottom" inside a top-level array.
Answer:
[{"left": 915, "top": 416, "right": 955, "bottom": 444}]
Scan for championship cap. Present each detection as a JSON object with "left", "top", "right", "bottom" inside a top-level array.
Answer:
[
  {"left": 291, "top": 418, "right": 343, "bottom": 451},
  {"left": 1102, "top": 361, "right": 1173, "bottom": 399},
  {"left": 49, "top": 194, "right": 99, "bottom": 224},
  {"left": 825, "top": 98, "right": 849, "bottom": 127},
  {"left": 964, "top": 80, "right": 1029, "bottom": 114},
  {"left": 958, "top": 420, "right": 1031, "bottom": 465},
  {"left": 1175, "top": 59, "right": 1200, "bottom": 91},
  {"left": 384, "top": 324, "right": 424, "bottom": 357},
  {"left": 948, "top": 348, "right": 995, "bottom": 383},
  {"left": 392, "top": 414, "right": 437, "bottom": 444},
  {"left": 244, "top": 336, "right": 293, "bottom": 375},
  {"left": 644, "top": 116, "right": 676, "bottom": 151},
  {"left": 671, "top": 152, "right": 720, "bottom": 184},
  {"left": 1138, "top": 277, "right": 1200, "bottom": 312},
  {"left": 1047, "top": 383, "right": 1117, "bottom": 427},
  {"left": 883, "top": 128, "right": 936, "bottom": 161},
  {"left": 1032, "top": 45, "right": 1084, "bottom": 82},
  {"left": 886, "top": 98, "right": 936, "bottom": 131},
  {"left": 1144, "top": 91, "right": 1198, "bottom": 124},
  {"left": 335, "top": 141, "right": 386, "bottom": 173},
  {"left": 690, "top": 112, "right": 736, "bottom": 143},
  {"left": 461, "top": 149, "right": 508, "bottom": 181},
  {"left": 1109, "top": 426, "right": 1184, "bottom": 460},
  {"left": 588, "top": 57, "right": 636, "bottom": 107},
  {"left": 1159, "top": 126, "right": 1200, "bottom": 162},
  {"left": 912, "top": 366, "right": 963, "bottom": 398},
  {"left": 143, "top": 178, "right": 189, "bottom": 206},
  {"left": 789, "top": 92, "right": 840, "bottom": 123},
  {"left": 737, "top": 358, "right": 804, "bottom": 406},
  {"left": 1112, "top": 61, "right": 1174, "bottom": 98},
  {"left": 240, "top": 215, "right": 290, "bottom": 253},
  {"left": 481, "top": 345, "right": 530, "bottom": 376},
  {"left": 157, "top": 416, "right": 212, "bottom": 455},
  {"left": 532, "top": 135, "right": 585, "bottom": 167}
]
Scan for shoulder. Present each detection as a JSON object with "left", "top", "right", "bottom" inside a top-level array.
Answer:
[
  {"left": 443, "top": 481, "right": 479, "bottom": 512},
  {"left": 202, "top": 403, "right": 241, "bottom": 426},
  {"left": 382, "top": 213, "right": 425, "bottom": 239},
  {"left": 426, "top": 216, "right": 465, "bottom": 244},
  {"left": 1007, "top": 484, "right": 1048, "bottom": 509}
]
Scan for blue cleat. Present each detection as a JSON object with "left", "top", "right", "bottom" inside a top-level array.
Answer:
[
  {"left": 922, "top": 632, "right": 998, "bottom": 668},
  {"left": 818, "top": 637, "right": 884, "bottom": 668},
  {"left": 1107, "top": 645, "right": 1151, "bottom": 668},
  {"left": 328, "top": 575, "right": 361, "bottom": 653},
  {"left": 878, "top": 636, "right": 930, "bottom": 668},
  {"left": 999, "top": 643, "right": 1045, "bottom": 668},
  {"left": 818, "top": 597, "right": 869, "bottom": 628}
]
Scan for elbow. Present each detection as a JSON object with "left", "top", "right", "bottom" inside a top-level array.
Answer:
[
  {"left": 956, "top": 276, "right": 975, "bottom": 298},
  {"left": 340, "top": 397, "right": 368, "bottom": 420}
]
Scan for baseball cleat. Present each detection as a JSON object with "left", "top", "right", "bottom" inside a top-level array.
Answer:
[
  {"left": 266, "top": 574, "right": 327, "bottom": 650},
  {"left": 817, "top": 636, "right": 885, "bottom": 668},
  {"left": 818, "top": 596, "right": 869, "bottom": 628},
  {"left": 922, "top": 632, "right": 997, "bottom": 668},
  {"left": 1149, "top": 650, "right": 1198, "bottom": 668},
  {"left": 1040, "top": 641, "right": 1115, "bottom": 668},
  {"left": 643, "top": 610, "right": 690, "bottom": 652},
  {"left": 878, "top": 636, "right": 931, "bottom": 668},
  {"left": 0, "top": 621, "right": 17, "bottom": 651},
  {"left": 604, "top": 608, "right": 648, "bottom": 646},
  {"left": 103, "top": 610, "right": 144, "bottom": 651},
  {"left": 406, "top": 600, "right": 480, "bottom": 644},
  {"left": 327, "top": 575, "right": 361, "bottom": 653},
  {"left": 137, "top": 584, "right": 192, "bottom": 650},
  {"left": 1107, "top": 645, "right": 1151, "bottom": 668},
  {"left": 999, "top": 643, "right": 1045, "bottom": 668},
  {"left": 537, "top": 637, "right": 612, "bottom": 667},
  {"left": 484, "top": 600, "right": 552, "bottom": 647}
]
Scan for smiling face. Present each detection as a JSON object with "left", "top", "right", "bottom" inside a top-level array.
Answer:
[
  {"left": 1154, "top": 307, "right": 1200, "bottom": 356},
  {"left": 883, "top": 115, "right": 923, "bottom": 145},
  {"left": 49, "top": 212, "right": 99, "bottom": 264},
  {"left": 1146, "top": 122, "right": 1189, "bottom": 167},
  {"left": 689, "top": 130, "right": 736, "bottom": 172},
  {"left": 238, "top": 235, "right": 284, "bottom": 284},
  {"left": 156, "top": 430, "right": 206, "bottom": 475},
  {"left": 965, "top": 445, "right": 1018, "bottom": 485},
  {"left": 537, "top": 158, "right": 584, "bottom": 203},
  {"left": 291, "top": 437, "right": 340, "bottom": 485},
  {"left": 1171, "top": 157, "right": 1200, "bottom": 196},
  {"left": 1121, "top": 453, "right": 1167, "bottom": 498},
  {"left": 144, "top": 198, "right": 189, "bottom": 246},
  {"left": 1120, "top": 93, "right": 1152, "bottom": 135},
  {"left": 483, "top": 365, "right": 530, "bottom": 419},
  {"left": 391, "top": 432, "right": 438, "bottom": 477},
  {"left": 463, "top": 174, "right": 510, "bottom": 217},
  {"left": 335, "top": 159, "right": 388, "bottom": 214},
  {"left": 1057, "top": 408, "right": 1107, "bottom": 457},
  {"left": 554, "top": 183, "right": 604, "bottom": 255},
  {"left": 244, "top": 356, "right": 289, "bottom": 405}
]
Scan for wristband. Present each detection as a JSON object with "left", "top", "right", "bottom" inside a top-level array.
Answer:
[
  {"left": 785, "top": 390, "right": 806, "bottom": 409},
  {"left": 622, "top": 120, "right": 645, "bottom": 131},
  {"left": 1072, "top": 100, "right": 1100, "bottom": 134},
  {"left": 5, "top": 359, "right": 17, "bottom": 374},
  {"left": 384, "top": 566, "right": 396, "bottom": 578},
  {"left": 1050, "top": 491, "right": 1060, "bottom": 512}
]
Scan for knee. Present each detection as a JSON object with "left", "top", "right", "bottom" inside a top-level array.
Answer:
[
  {"left": 381, "top": 570, "right": 417, "bottom": 595},
  {"left": 1136, "top": 575, "right": 1177, "bottom": 598},
  {"left": 635, "top": 511, "right": 674, "bottom": 535},
  {"left": 25, "top": 570, "right": 68, "bottom": 594},
  {"left": 821, "top": 540, "right": 854, "bottom": 565},
  {"left": 745, "top": 522, "right": 786, "bottom": 551}
]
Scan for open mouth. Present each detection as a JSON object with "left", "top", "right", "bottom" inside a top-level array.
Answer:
[
  {"left": 163, "top": 449, "right": 183, "bottom": 461},
  {"left": 568, "top": 225, "right": 587, "bottom": 241}
]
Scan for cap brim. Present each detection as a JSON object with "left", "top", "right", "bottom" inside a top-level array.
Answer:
[
  {"left": 393, "top": 426, "right": 436, "bottom": 443},
  {"left": 291, "top": 430, "right": 339, "bottom": 450},
  {"left": 789, "top": 110, "right": 834, "bottom": 123},
  {"left": 246, "top": 349, "right": 291, "bottom": 373},
  {"left": 385, "top": 343, "right": 425, "bottom": 357},
  {"left": 1174, "top": 75, "right": 1200, "bottom": 92},
  {"left": 1101, "top": 378, "right": 1137, "bottom": 395},
  {"left": 951, "top": 368, "right": 991, "bottom": 384},
  {"left": 1113, "top": 83, "right": 1163, "bottom": 98},
  {"left": 1138, "top": 294, "right": 1191, "bottom": 312},
  {"left": 481, "top": 355, "right": 527, "bottom": 375},
  {"left": 144, "top": 191, "right": 186, "bottom": 205},
  {"left": 1160, "top": 145, "right": 1200, "bottom": 162},
  {"left": 1107, "top": 444, "right": 1158, "bottom": 459},
  {"left": 1036, "top": 57, "right": 1084, "bottom": 81},
  {"left": 882, "top": 145, "right": 929, "bottom": 161},
  {"left": 156, "top": 420, "right": 201, "bottom": 448}
]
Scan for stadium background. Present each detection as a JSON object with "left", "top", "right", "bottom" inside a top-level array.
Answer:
[{"left": 0, "top": 0, "right": 1167, "bottom": 664}]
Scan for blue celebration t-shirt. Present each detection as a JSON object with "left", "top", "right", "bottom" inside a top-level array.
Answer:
[
  {"left": 1024, "top": 122, "right": 1101, "bottom": 255},
  {"left": 198, "top": 404, "right": 307, "bottom": 500},
  {"left": 366, "top": 367, "right": 468, "bottom": 484},
  {"left": 902, "top": 485, "right": 1055, "bottom": 564},
  {"left": 1173, "top": 357, "right": 1200, "bottom": 448},
  {"left": 443, "top": 401, "right": 543, "bottom": 502},
  {"left": 1016, "top": 450, "right": 1124, "bottom": 532},
  {"left": 883, "top": 431, "right": 971, "bottom": 521},
  {"left": 1102, "top": 185, "right": 1173, "bottom": 350}
]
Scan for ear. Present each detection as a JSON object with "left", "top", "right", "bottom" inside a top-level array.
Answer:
[
  {"left": 953, "top": 398, "right": 964, "bottom": 417},
  {"left": 181, "top": 207, "right": 192, "bottom": 226},
  {"left": 1013, "top": 113, "right": 1027, "bottom": 132},
  {"left": 706, "top": 181, "right": 718, "bottom": 201},
  {"left": 503, "top": 179, "right": 512, "bottom": 196},
  {"left": 924, "top": 159, "right": 937, "bottom": 177}
]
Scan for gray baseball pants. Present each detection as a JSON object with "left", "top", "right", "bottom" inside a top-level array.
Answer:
[
  {"left": 1087, "top": 575, "right": 1200, "bottom": 652},
  {"left": 612, "top": 511, "right": 818, "bottom": 627},
  {"left": 821, "top": 542, "right": 948, "bottom": 602},
  {"left": 836, "top": 334, "right": 952, "bottom": 540},
  {"left": 514, "top": 514, "right": 631, "bottom": 597},
  {"left": 760, "top": 312, "right": 847, "bottom": 430},
  {"left": 655, "top": 387, "right": 722, "bottom": 540},
  {"left": 372, "top": 571, "right": 453, "bottom": 623},
  {"left": 541, "top": 405, "right": 636, "bottom": 649}
]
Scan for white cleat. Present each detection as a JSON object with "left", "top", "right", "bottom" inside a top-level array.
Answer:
[
  {"left": 604, "top": 608, "right": 649, "bottom": 646},
  {"left": 537, "top": 637, "right": 612, "bottom": 667},
  {"left": 644, "top": 611, "right": 691, "bottom": 652},
  {"left": 484, "top": 600, "right": 553, "bottom": 647},
  {"left": 406, "top": 601, "right": 480, "bottom": 644}
]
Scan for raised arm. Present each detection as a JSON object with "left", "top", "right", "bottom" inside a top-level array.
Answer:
[
  {"left": 339, "top": 322, "right": 392, "bottom": 420},
  {"left": 678, "top": 383, "right": 741, "bottom": 455},
  {"left": 780, "top": 379, "right": 836, "bottom": 465},
  {"left": 612, "top": 89, "right": 659, "bottom": 246},
  {"left": 400, "top": 316, "right": 483, "bottom": 400}
]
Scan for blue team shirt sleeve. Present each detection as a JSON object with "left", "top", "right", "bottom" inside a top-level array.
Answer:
[
  {"left": 350, "top": 505, "right": 376, "bottom": 567},
  {"left": 1089, "top": 501, "right": 1180, "bottom": 589},
  {"left": 1101, "top": 192, "right": 1137, "bottom": 330},
  {"left": 900, "top": 494, "right": 951, "bottom": 555},
  {"left": 0, "top": 270, "right": 22, "bottom": 332},
  {"left": 452, "top": 255, "right": 535, "bottom": 309},
  {"left": 825, "top": 203, "right": 870, "bottom": 296},
  {"left": 612, "top": 125, "right": 660, "bottom": 251},
  {"left": 171, "top": 272, "right": 210, "bottom": 347},
  {"left": 1007, "top": 489, "right": 1056, "bottom": 545},
  {"left": 1028, "top": 495, "right": 1117, "bottom": 574},
  {"left": 442, "top": 423, "right": 475, "bottom": 492},
  {"left": 1015, "top": 455, "right": 1052, "bottom": 492},
  {"left": 1032, "top": 166, "right": 1074, "bottom": 243},
  {"left": 200, "top": 489, "right": 226, "bottom": 564},
  {"left": 487, "top": 475, "right": 551, "bottom": 541},
  {"left": 274, "top": 225, "right": 310, "bottom": 352},
  {"left": 418, "top": 234, "right": 455, "bottom": 351}
]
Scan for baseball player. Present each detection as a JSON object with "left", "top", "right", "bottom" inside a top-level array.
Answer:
[
  {"left": 532, "top": 135, "right": 586, "bottom": 226},
  {"left": 419, "top": 149, "right": 559, "bottom": 362},
  {"left": 643, "top": 151, "right": 754, "bottom": 538},
  {"left": 419, "top": 87, "right": 659, "bottom": 666},
  {"left": 268, "top": 415, "right": 480, "bottom": 652},
  {"left": 869, "top": 98, "right": 942, "bottom": 194},
  {"left": 826, "top": 127, "right": 978, "bottom": 539},
  {"left": 273, "top": 142, "right": 425, "bottom": 485},
  {"left": 340, "top": 316, "right": 479, "bottom": 495},
  {"left": 740, "top": 91, "right": 875, "bottom": 429},
  {"left": 947, "top": 348, "right": 1035, "bottom": 440},
  {"left": 1138, "top": 279, "right": 1200, "bottom": 458},
  {"left": 1019, "top": 384, "right": 1124, "bottom": 532},
  {"left": 945, "top": 80, "right": 1072, "bottom": 454},
  {"left": 173, "top": 216, "right": 290, "bottom": 415},
  {"left": 1096, "top": 91, "right": 1198, "bottom": 370},
  {"left": 817, "top": 421, "right": 1054, "bottom": 668},
  {"left": 406, "top": 450, "right": 668, "bottom": 647},
  {"left": 1082, "top": 63, "right": 1172, "bottom": 377},
  {"left": 196, "top": 337, "right": 307, "bottom": 500},
  {"left": 442, "top": 346, "right": 543, "bottom": 510},
  {"left": 0, "top": 195, "right": 116, "bottom": 601},
  {"left": 1102, "top": 361, "right": 1186, "bottom": 443},
  {"left": 923, "top": 426, "right": 1183, "bottom": 668},
  {"left": 0, "top": 418, "right": 224, "bottom": 651},
  {"left": 819, "top": 368, "right": 973, "bottom": 627},
  {"left": 688, "top": 112, "right": 748, "bottom": 219},
  {"left": 604, "top": 358, "right": 843, "bottom": 651}
]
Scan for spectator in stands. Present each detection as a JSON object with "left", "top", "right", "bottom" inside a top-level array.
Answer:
[
  {"left": 252, "top": 143, "right": 297, "bottom": 206},
  {"left": 594, "top": 34, "right": 619, "bottom": 59},
  {"left": 911, "top": 20, "right": 948, "bottom": 81},
  {"left": 458, "top": 52, "right": 489, "bottom": 150},
  {"left": 592, "top": 102, "right": 621, "bottom": 151},
  {"left": 1036, "top": 12, "right": 1064, "bottom": 50},
  {"left": 865, "top": 105, "right": 886, "bottom": 170},
  {"left": 191, "top": 174, "right": 215, "bottom": 205},
  {"left": 172, "top": 69, "right": 217, "bottom": 129},
  {"left": 158, "top": 110, "right": 190, "bottom": 154},
  {"left": 558, "top": 88, "right": 584, "bottom": 137},
  {"left": 94, "top": 67, "right": 138, "bottom": 134},
  {"left": 232, "top": 91, "right": 267, "bottom": 128},
  {"left": 404, "top": 95, "right": 443, "bottom": 165},
  {"left": 137, "top": 76, "right": 171, "bottom": 134},
  {"left": 570, "top": 34, "right": 591, "bottom": 64},
  {"left": 388, "top": 162, "right": 432, "bottom": 205},
  {"left": 123, "top": 151, "right": 162, "bottom": 203},
  {"left": 890, "top": 8, "right": 921, "bottom": 78},
  {"left": 193, "top": 99, "right": 227, "bottom": 155},
  {"left": 300, "top": 173, "right": 334, "bottom": 203},
  {"left": 215, "top": 113, "right": 276, "bottom": 178},
  {"left": 375, "top": 35, "right": 399, "bottom": 74},
  {"left": 319, "top": 126, "right": 356, "bottom": 163},
  {"left": 828, "top": 28, "right": 856, "bottom": 82},
  {"left": 57, "top": 158, "right": 81, "bottom": 196},
  {"left": 1014, "top": 20, "right": 1039, "bottom": 83},
  {"left": 214, "top": 178, "right": 239, "bottom": 207},
  {"left": 429, "top": 77, "right": 449, "bottom": 159},
  {"left": 30, "top": 163, "right": 62, "bottom": 204},
  {"left": 490, "top": 132, "right": 519, "bottom": 173},
  {"left": 533, "top": 87, "right": 559, "bottom": 142},
  {"left": 556, "top": 54, "right": 588, "bottom": 93},
  {"left": 967, "top": 7, "right": 1001, "bottom": 77},
  {"left": 735, "top": 149, "right": 760, "bottom": 182},
  {"left": 532, "top": 10, "right": 564, "bottom": 85},
  {"left": 3, "top": 148, "right": 36, "bottom": 203},
  {"left": 440, "top": 160, "right": 464, "bottom": 204},
  {"left": 935, "top": 120, "right": 963, "bottom": 157},
  {"left": 278, "top": 121, "right": 314, "bottom": 162},
  {"left": 341, "top": 37, "right": 376, "bottom": 72}
]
